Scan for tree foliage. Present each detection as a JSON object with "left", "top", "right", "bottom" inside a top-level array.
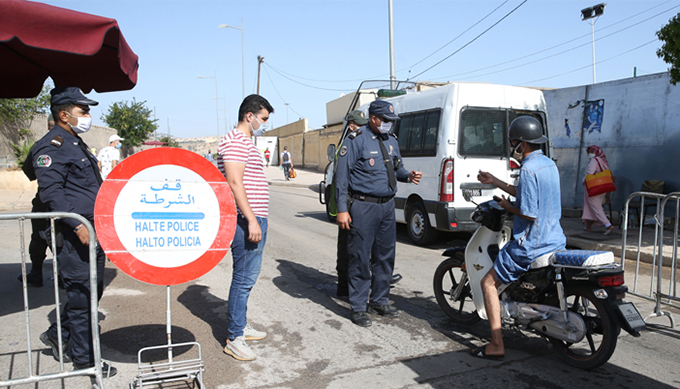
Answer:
[
  {"left": 158, "top": 135, "right": 180, "bottom": 148},
  {"left": 101, "top": 98, "right": 158, "bottom": 147},
  {"left": 657, "top": 13, "right": 680, "bottom": 85},
  {"left": 0, "top": 85, "right": 51, "bottom": 125}
]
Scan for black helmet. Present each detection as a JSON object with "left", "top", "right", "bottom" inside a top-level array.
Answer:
[{"left": 508, "top": 116, "right": 547, "bottom": 144}]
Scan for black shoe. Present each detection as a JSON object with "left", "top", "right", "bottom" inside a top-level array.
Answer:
[
  {"left": 74, "top": 361, "right": 117, "bottom": 378},
  {"left": 351, "top": 311, "right": 372, "bottom": 327},
  {"left": 40, "top": 331, "right": 71, "bottom": 363},
  {"left": 367, "top": 304, "right": 400, "bottom": 318},
  {"left": 17, "top": 273, "right": 43, "bottom": 287},
  {"left": 390, "top": 274, "right": 403, "bottom": 285}
]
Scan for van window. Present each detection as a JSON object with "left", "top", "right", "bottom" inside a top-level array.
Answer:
[
  {"left": 459, "top": 109, "right": 507, "bottom": 157},
  {"left": 396, "top": 109, "right": 441, "bottom": 157}
]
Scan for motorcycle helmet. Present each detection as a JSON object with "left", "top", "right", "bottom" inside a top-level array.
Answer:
[{"left": 508, "top": 116, "right": 547, "bottom": 144}]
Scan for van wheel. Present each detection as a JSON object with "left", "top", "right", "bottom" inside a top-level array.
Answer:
[{"left": 407, "top": 202, "right": 438, "bottom": 246}]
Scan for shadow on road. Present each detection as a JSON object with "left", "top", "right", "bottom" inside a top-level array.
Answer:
[
  {"left": 272, "top": 259, "right": 349, "bottom": 320},
  {"left": 177, "top": 284, "right": 229, "bottom": 346},
  {"left": 100, "top": 324, "right": 196, "bottom": 363}
]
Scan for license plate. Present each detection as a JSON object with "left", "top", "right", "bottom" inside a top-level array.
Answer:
[
  {"left": 466, "top": 189, "right": 494, "bottom": 197},
  {"left": 617, "top": 302, "right": 646, "bottom": 330}
]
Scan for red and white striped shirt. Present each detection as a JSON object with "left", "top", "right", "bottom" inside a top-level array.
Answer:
[{"left": 217, "top": 129, "right": 269, "bottom": 217}]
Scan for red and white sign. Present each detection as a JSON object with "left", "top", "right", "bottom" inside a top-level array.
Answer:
[{"left": 95, "top": 148, "right": 236, "bottom": 285}]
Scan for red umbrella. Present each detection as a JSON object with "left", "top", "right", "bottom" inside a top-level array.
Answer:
[{"left": 0, "top": 0, "right": 139, "bottom": 98}]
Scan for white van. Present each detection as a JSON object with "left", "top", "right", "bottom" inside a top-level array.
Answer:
[{"left": 321, "top": 81, "right": 551, "bottom": 245}]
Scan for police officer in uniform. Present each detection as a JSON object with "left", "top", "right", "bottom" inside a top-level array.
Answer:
[
  {"left": 33, "top": 87, "right": 116, "bottom": 377},
  {"left": 335, "top": 100, "right": 422, "bottom": 327}
]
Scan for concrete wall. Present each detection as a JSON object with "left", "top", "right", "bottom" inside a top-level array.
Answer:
[
  {"left": 544, "top": 72, "right": 680, "bottom": 212},
  {"left": 273, "top": 122, "right": 344, "bottom": 172},
  {"left": 0, "top": 113, "right": 120, "bottom": 167}
]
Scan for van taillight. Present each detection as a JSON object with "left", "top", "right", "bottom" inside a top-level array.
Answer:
[
  {"left": 509, "top": 160, "right": 520, "bottom": 169},
  {"left": 440, "top": 159, "right": 453, "bottom": 202}
]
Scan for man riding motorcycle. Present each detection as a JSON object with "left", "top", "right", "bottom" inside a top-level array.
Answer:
[{"left": 474, "top": 116, "right": 566, "bottom": 360}]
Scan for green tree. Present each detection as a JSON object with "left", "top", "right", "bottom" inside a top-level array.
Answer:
[
  {"left": 657, "top": 13, "right": 680, "bottom": 85},
  {"left": 158, "top": 135, "right": 180, "bottom": 148},
  {"left": 101, "top": 99, "right": 158, "bottom": 152},
  {"left": 0, "top": 85, "right": 51, "bottom": 161}
]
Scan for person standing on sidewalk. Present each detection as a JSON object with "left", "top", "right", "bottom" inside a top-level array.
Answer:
[
  {"left": 264, "top": 147, "right": 271, "bottom": 167},
  {"left": 33, "top": 87, "right": 116, "bottom": 377},
  {"left": 97, "top": 134, "right": 123, "bottom": 179},
  {"left": 217, "top": 94, "right": 274, "bottom": 361},
  {"left": 335, "top": 100, "right": 422, "bottom": 327},
  {"left": 280, "top": 146, "right": 293, "bottom": 180}
]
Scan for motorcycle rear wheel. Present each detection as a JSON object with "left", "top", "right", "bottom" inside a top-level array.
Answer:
[
  {"left": 548, "top": 286, "right": 618, "bottom": 370},
  {"left": 433, "top": 256, "right": 479, "bottom": 324}
]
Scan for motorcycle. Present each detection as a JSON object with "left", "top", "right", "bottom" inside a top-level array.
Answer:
[{"left": 433, "top": 193, "right": 646, "bottom": 369}]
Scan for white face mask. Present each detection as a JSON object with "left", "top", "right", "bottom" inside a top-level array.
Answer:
[
  {"left": 587, "top": 153, "right": 596, "bottom": 159},
  {"left": 511, "top": 142, "right": 525, "bottom": 162},
  {"left": 250, "top": 115, "right": 270, "bottom": 137},
  {"left": 377, "top": 120, "right": 393, "bottom": 134},
  {"left": 66, "top": 112, "right": 92, "bottom": 134}
]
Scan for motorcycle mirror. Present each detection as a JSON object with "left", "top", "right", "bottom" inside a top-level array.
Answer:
[{"left": 462, "top": 190, "right": 478, "bottom": 206}]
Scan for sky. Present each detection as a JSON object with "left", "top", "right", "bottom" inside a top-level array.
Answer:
[{"left": 37, "top": 0, "right": 680, "bottom": 139}]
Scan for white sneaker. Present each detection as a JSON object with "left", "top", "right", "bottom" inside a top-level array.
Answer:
[
  {"left": 244, "top": 322, "right": 267, "bottom": 341},
  {"left": 224, "top": 336, "right": 257, "bottom": 361}
]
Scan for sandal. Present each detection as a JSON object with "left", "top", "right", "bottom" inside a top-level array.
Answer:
[
  {"left": 470, "top": 346, "right": 504, "bottom": 361},
  {"left": 603, "top": 225, "right": 615, "bottom": 236}
]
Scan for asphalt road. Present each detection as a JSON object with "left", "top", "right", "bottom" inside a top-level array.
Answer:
[{"left": 1, "top": 185, "right": 679, "bottom": 388}]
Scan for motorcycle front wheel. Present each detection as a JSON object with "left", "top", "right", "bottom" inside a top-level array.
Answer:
[
  {"left": 548, "top": 286, "right": 618, "bottom": 370},
  {"left": 433, "top": 256, "right": 479, "bottom": 324}
]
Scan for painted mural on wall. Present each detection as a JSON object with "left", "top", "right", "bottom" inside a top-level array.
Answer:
[{"left": 584, "top": 100, "right": 605, "bottom": 134}]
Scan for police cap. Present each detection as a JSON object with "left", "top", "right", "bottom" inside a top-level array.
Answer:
[
  {"left": 50, "top": 87, "right": 99, "bottom": 107},
  {"left": 345, "top": 110, "right": 368, "bottom": 125},
  {"left": 368, "top": 100, "right": 399, "bottom": 121}
]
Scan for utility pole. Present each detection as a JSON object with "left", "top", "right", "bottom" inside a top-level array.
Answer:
[
  {"left": 388, "top": 0, "right": 396, "bottom": 89},
  {"left": 284, "top": 102, "right": 289, "bottom": 124},
  {"left": 257, "top": 55, "right": 265, "bottom": 95}
]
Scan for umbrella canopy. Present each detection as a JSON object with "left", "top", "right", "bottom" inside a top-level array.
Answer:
[{"left": 0, "top": 0, "right": 139, "bottom": 98}]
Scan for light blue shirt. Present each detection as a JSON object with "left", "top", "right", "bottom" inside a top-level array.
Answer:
[{"left": 495, "top": 149, "right": 566, "bottom": 284}]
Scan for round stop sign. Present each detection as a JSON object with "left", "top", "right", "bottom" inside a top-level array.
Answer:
[{"left": 94, "top": 147, "right": 236, "bottom": 285}]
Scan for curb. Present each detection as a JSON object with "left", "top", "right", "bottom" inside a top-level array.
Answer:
[{"left": 267, "top": 181, "right": 320, "bottom": 193}]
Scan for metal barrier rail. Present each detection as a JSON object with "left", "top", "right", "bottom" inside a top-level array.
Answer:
[
  {"left": 657, "top": 193, "right": 680, "bottom": 314},
  {"left": 0, "top": 212, "right": 104, "bottom": 388},
  {"left": 621, "top": 192, "right": 675, "bottom": 327}
]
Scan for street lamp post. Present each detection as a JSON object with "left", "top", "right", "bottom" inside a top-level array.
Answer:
[
  {"left": 218, "top": 19, "right": 245, "bottom": 100},
  {"left": 581, "top": 3, "right": 606, "bottom": 84},
  {"left": 197, "top": 71, "right": 220, "bottom": 139},
  {"left": 284, "top": 103, "right": 289, "bottom": 124}
]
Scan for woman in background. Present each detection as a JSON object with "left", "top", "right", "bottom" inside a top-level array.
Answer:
[{"left": 582, "top": 145, "right": 615, "bottom": 235}]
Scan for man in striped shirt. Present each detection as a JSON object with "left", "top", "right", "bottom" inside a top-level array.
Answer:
[{"left": 217, "top": 94, "right": 274, "bottom": 361}]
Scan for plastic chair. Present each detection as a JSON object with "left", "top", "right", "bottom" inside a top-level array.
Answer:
[{"left": 623, "top": 180, "right": 665, "bottom": 227}]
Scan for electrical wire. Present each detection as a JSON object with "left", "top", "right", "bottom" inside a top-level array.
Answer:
[
  {"left": 404, "top": 1, "right": 509, "bottom": 72},
  {"left": 263, "top": 65, "right": 304, "bottom": 119},
  {"left": 438, "top": 4, "right": 680, "bottom": 82},
  {"left": 520, "top": 38, "right": 658, "bottom": 85},
  {"left": 264, "top": 62, "right": 355, "bottom": 92},
  {"left": 409, "top": 0, "right": 528, "bottom": 81}
]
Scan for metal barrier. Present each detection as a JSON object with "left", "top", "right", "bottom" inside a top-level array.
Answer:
[
  {"left": 0, "top": 212, "right": 104, "bottom": 388},
  {"left": 621, "top": 192, "right": 676, "bottom": 327}
]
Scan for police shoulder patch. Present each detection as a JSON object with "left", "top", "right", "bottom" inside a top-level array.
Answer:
[
  {"left": 50, "top": 135, "right": 64, "bottom": 148},
  {"left": 340, "top": 145, "right": 348, "bottom": 156},
  {"left": 348, "top": 129, "right": 362, "bottom": 139},
  {"left": 36, "top": 155, "right": 52, "bottom": 167}
]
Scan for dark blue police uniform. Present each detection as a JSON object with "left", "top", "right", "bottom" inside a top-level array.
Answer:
[
  {"left": 33, "top": 124, "right": 105, "bottom": 365},
  {"left": 335, "top": 123, "right": 410, "bottom": 313}
]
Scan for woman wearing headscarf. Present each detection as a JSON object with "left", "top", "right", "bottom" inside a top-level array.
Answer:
[{"left": 582, "top": 145, "right": 615, "bottom": 235}]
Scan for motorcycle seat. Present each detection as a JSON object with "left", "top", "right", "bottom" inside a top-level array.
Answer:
[{"left": 529, "top": 250, "right": 615, "bottom": 269}]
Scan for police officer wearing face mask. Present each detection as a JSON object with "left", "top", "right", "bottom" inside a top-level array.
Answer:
[
  {"left": 32, "top": 87, "right": 117, "bottom": 377},
  {"left": 335, "top": 100, "right": 422, "bottom": 327}
]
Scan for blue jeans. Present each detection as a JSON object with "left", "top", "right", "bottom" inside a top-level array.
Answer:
[{"left": 227, "top": 215, "right": 268, "bottom": 340}]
